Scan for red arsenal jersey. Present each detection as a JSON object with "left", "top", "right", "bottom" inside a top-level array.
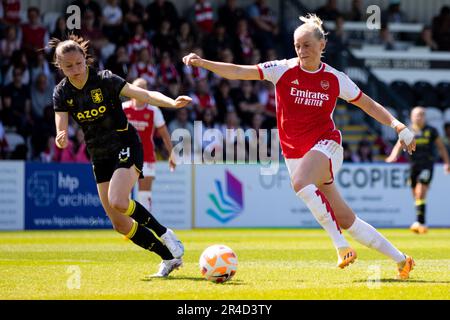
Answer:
[
  {"left": 122, "top": 100, "right": 165, "bottom": 162},
  {"left": 257, "top": 59, "right": 362, "bottom": 158}
]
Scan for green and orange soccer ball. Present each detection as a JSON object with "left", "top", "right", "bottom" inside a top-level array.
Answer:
[{"left": 199, "top": 244, "right": 238, "bottom": 283}]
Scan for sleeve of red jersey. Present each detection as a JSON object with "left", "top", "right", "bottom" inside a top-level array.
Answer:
[
  {"left": 153, "top": 106, "right": 166, "bottom": 128},
  {"left": 337, "top": 72, "right": 362, "bottom": 103},
  {"left": 256, "top": 59, "right": 288, "bottom": 84}
]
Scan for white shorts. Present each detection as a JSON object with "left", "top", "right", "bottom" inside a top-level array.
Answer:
[
  {"left": 142, "top": 162, "right": 156, "bottom": 177},
  {"left": 285, "top": 139, "right": 343, "bottom": 185}
]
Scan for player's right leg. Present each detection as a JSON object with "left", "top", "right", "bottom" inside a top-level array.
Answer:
[
  {"left": 288, "top": 147, "right": 355, "bottom": 268},
  {"left": 319, "top": 183, "right": 415, "bottom": 279},
  {"left": 138, "top": 162, "right": 155, "bottom": 212}
]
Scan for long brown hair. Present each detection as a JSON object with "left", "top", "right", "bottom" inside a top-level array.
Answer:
[{"left": 47, "top": 34, "right": 94, "bottom": 68}]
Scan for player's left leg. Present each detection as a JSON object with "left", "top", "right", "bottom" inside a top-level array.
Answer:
[
  {"left": 109, "top": 166, "right": 184, "bottom": 259},
  {"left": 412, "top": 183, "right": 429, "bottom": 234},
  {"left": 319, "top": 183, "right": 415, "bottom": 279}
]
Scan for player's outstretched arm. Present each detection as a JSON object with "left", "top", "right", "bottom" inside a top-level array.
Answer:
[
  {"left": 157, "top": 125, "right": 176, "bottom": 171},
  {"left": 182, "top": 52, "right": 261, "bottom": 81},
  {"left": 120, "top": 83, "right": 192, "bottom": 108},
  {"left": 434, "top": 137, "right": 450, "bottom": 174},
  {"left": 54, "top": 111, "right": 69, "bottom": 149},
  {"left": 351, "top": 93, "right": 416, "bottom": 155},
  {"left": 385, "top": 140, "right": 402, "bottom": 163}
]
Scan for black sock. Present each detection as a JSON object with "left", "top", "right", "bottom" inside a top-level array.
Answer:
[
  {"left": 415, "top": 200, "right": 426, "bottom": 224},
  {"left": 128, "top": 222, "right": 173, "bottom": 260},
  {"left": 126, "top": 200, "right": 167, "bottom": 237}
]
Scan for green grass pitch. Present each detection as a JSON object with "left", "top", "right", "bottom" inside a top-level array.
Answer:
[{"left": 0, "top": 229, "right": 449, "bottom": 299}]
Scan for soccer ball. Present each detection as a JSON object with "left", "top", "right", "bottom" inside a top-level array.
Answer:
[{"left": 199, "top": 244, "right": 238, "bottom": 283}]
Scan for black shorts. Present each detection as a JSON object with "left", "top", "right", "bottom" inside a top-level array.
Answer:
[
  {"left": 92, "top": 142, "right": 144, "bottom": 184},
  {"left": 409, "top": 164, "right": 434, "bottom": 188}
]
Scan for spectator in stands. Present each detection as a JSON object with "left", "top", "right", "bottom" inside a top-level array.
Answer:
[
  {"left": 247, "top": 112, "right": 267, "bottom": 162},
  {"left": 342, "top": 142, "right": 356, "bottom": 162},
  {"left": 247, "top": 0, "right": 278, "bottom": 52},
  {"left": 2, "top": 66, "right": 32, "bottom": 136},
  {"left": 31, "top": 73, "right": 53, "bottom": 120},
  {"left": 4, "top": 50, "right": 30, "bottom": 86},
  {"left": 432, "top": 6, "right": 450, "bottom": 51},
  {"left": 129, "top": 47, "right": 157, "bottom": 86},
  {"left": 127, "top": 22, "right": 153, "bottom": 63},
  {"left": 102, "top": 0, "right": 124, "bottom": 45},
  {"left": 70, "top": 0, "right": 103, "bottom": 28},
  {"left": 316, "top": 0, "right": 341, "bottom": 21},
  {"left": 218, "top": 0, "right": 247, "bottom": 35},
  {"left": 106, "top": 45, "right": 131, "bottom": 80},
  {"left": 415, "top": 25, "right": 438, "bottom": 51},
  {"left": 176, "top": 20, "right": 197, "bottom": 58},
  {"left": 51, "top": 16, "right": 69, "bottom": 40},
  {"left": 203, "top": 22, "right": 234, "bottom": 61},
  {"left": 30, "top": 52, "right": 55, "bottom": 88},
  {"left": 57, "top": 127, "right": 90, "bottom": 163},
  {"left": 373, "top": 24, "right": 403, "bottom": 51},
  {"left": 0, "top": 25, "right": 20, "bottom": 70},
  {"left": 157, "top": 51, "right": 180, "bottom": 90},
  {"left": 382, "top": 0, "right": 407, "bottom": 24},
  {"left": 80, "top": 9, "right": 112, "bottom": 60},
  {"left": 151, "top": 19, "right": 179, "bottom": 58},
  {"left": 221, "top": 110, "right": 245, "bottom": 162},
  {"left": 168, "top": 107, "right": 194, "bottom": 138},
  {"left": 2, "top": 0, "right": 21, "bottom": 26},
  {"left": 234, "top": 18, "right": 255, "bottom": 64},
  {"left": 40, "top": 135, "right": 57, "bottom": 163},
  {"left": 194, "top": 108, "right": 220, "bottom": 154},
  {"left": 444, "top": 122, "right": 450, "bottom": 155},
  {"left": 354, "top": 139, "right": 373, "bottom": 162},
  {"left": 214, "top": 79, "right": 237, "bottom": 123},
  {"left": 21, "top": 7, "right": 49, "bottom": 60},
  {"left": 121, "top": 0, "right": 145, "bottom": 35},
  {"left": 0, "top": 119, "right": 7, "bottom": 159},
  {"left": 193, "top": 0, "right": 215, "bottom": 36},
  {"left": 162, "top": 78, "right": 182, "bottom": 123},
  {"left": 144, "top": 0, "right": 179, "bottom": 33},
  {"left": 345, "top": 0, "right": 364, "bottom": 21},
  {"left": 326, "top": 15, "right": 348, "bottom": 69},
  {"left": 192, "top": 78, "right": 217, "bottom": 119},
  {"left": 30, "top": 105, "right": 56, "bottom": 161},
  {"left": 234, "top": 80, "right": 264, "bottom": 128}
]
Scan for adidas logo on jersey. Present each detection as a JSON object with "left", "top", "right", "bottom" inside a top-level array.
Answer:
[{"left": 291, "top": 79, "right": 299, "bottom": 85}]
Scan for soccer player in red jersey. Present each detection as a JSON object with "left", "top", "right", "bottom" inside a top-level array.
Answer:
[
  {"left": 183, "top": 14, "right": 417, "bottom": 279},
  {"left": 123, "top": 78, "right": 176, "bottom": 212}
]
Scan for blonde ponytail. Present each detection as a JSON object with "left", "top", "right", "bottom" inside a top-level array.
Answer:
[{"left": 298, "top": 13, "right": 328, "bottom": 40}]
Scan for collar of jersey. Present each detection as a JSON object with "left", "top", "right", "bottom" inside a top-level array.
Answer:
[
  {"left": 68, "top": 67, "right": 90, "bottom": 90},
  {"left": 299, "top": 62, "right": 324, "bottom": 74}
]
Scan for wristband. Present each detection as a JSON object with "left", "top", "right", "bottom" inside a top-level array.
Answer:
[
  {"left": 390, "top": 119, "right": 401, "bottom": 128},
  {"left": 399, "top": 127, "right": 414, "bottom": 145}
]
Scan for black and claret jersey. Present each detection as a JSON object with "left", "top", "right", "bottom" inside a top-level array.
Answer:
[
  {"left": 409, "top": 124, "right": 438, "bottom": 166},
  {"left": 53, "top": 68, "right": 140, "bottom": 160}
]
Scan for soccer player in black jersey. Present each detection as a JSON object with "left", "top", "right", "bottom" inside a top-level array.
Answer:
[
  {"left": 50, "top": 35, "right": 192, "bottom": 277},
  {"left": 386, "top": 107, "right": 450, "bottom": 234}
]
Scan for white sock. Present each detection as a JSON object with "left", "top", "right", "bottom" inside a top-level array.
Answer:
[
  {"left": 138, "top": 191, "right": 152, "bottom": 212},
  {"left": 297, "top": 184, "right": 349, "bottom": 249},
  {"left": 347, "top": 217, "right": 405, "bottom": 263}
]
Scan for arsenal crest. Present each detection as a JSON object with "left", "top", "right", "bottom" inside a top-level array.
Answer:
[
  {"left": 320, "top": 80, "right": 330, "bottom": 90},
  {"left": 91, "top": 88, "right": 103, "bottom": 103},
  {"left": 144, "top": 114, "right": 150, "bottom": 120}
]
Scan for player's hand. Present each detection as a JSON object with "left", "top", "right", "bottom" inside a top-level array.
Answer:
[
  {"left": 396, "top": 126, "right": 416, "bottom": 155},
  {"left": 444, "top": 163, "right": 450, "bottom": 175},
  {"left": 55, "top": 130, "right": 68, "bottom": 149},
  {"left": 173, "top": 96, "right": 192, "bottom": 108},
  {"left": 182, "top": 53, "right": 203, "bottom": 67},
  {"left": 169, "top": 153, "right": 176, "bottom": 172}
]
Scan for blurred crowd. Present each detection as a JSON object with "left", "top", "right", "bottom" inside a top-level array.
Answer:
[{"left": 0, "top": 0, "right": 449, "bottom": 163}]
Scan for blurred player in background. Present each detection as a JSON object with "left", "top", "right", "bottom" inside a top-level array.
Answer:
[
  {"left": 50, "top": 35, "right": 191, "bottom": 277},
  {"left": 183, "top": 13, "right": 417, "bottom": 279},
  {"left": 386, "top": 106, "right": 450, "bottom": 234},
  {"left": 123, "top": 78, "right": 176, "bottom": 212}
]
